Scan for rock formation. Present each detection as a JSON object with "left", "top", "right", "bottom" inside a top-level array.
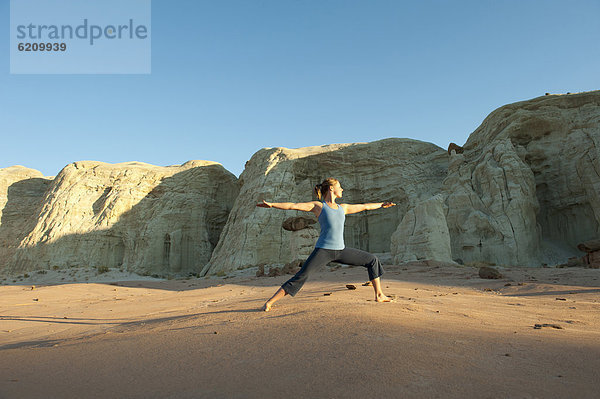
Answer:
[
  {"left": 2, "top": 91, "right": 599, "bottom": 277},
  {"left": 447, "top": 143, "right": 464, "bottom": 155},
  {"left": 4, "top": 160, "right": 239, "bottom": 276},
  {"left": 289, "top": 227, "right": 320, "bottom": 262},
  {"left": 443, "top": 139, "right": 541, "bottom": 266},
  {"left": 282, "top": 216, "right": 316, "bottom": 232},
  {"left": 203, "top": 92, "right": 600, "bottom": 274},
  {"left": 390, "top": 194, "right": 452, "bottom": 264},
  {"left": 578, "top": 239, "right": 600, "bottom": 268},
  {"left": 444, "top": 91, "right": 600, "bottom": 266},
  {"left": 201, "top": 138, "right": 448, "bottom": 275},
  {"left": 0, "top": 166, "right": 53, "bottom": 273}
]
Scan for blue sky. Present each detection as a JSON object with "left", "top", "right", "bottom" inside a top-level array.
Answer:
[{"left": 1, "top": 0, "right": 599, "bottom": 177}]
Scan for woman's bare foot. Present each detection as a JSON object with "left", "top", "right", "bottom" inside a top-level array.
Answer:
[
  {"left": 260, "top": 287, "right": 286, "bottom": 311},
  {"left": 375, "top": 293, "right": 393, "bottom": 302}
]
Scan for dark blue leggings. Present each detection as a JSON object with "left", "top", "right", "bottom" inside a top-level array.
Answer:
[{"left": 281, "top": 247, "right": 384, "bottom": 297}]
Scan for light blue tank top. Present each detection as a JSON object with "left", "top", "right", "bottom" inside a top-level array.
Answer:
[{"left": 315, "top": 201, "right": 345, "bottom": 250}]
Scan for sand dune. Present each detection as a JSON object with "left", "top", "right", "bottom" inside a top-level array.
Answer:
[{"left": 1, "top": 264, "right": 599, "bottom": 398}]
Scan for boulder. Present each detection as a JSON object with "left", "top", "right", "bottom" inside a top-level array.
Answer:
[
  {"left": 565, "top": 257, "right": 585, "bottom": 267},
  {"left": 578, "top": 239, "right": 600, "bottom": 268},
  {"left": 282, "top": 259, "right": 303, "bottom": 274},
  {"left": 282, "top": 216, "right": 316, "bottom": 231},
  {"left": 577, "top": 239, "right": 600, "bottom": 253},
  {"left": 478, "top": 266, "right": 503, "bottom": 279}
]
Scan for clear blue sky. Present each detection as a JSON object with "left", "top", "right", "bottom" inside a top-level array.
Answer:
[{"left": 1, "top": 0, "right": 599, "bottom": 177}]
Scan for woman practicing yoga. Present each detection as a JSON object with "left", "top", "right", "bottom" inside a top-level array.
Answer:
[{"left": 257, "top": 178, "right": 396, "bottom": 311}]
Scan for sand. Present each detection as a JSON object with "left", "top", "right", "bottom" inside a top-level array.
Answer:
[{"left": 1, "top": 263, "right": 599, "bottom": 398}]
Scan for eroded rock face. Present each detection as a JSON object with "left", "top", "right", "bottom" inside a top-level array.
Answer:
[
  {"left": 290, "top": 227, "right": 319, "bottom": 261},
  {"left": 390, "top": 194, "right": 452, "bottom": 264},
  {"left": 444, "top": 91, "right": 600, "bottom": 266},
  {"left": 3, "top": 92, "right": 598, "bottom": 275},
  {"left": 0, "top": 166, "right": 53, "bottom": 273},
  {"left": 282, "top": 216, "right": 319, "bottom": 260},
  {"left": 443, "top": 140, "right": 541, "bottom": 266},
  {"left": 6, "top": 160, "right": 239, "bottom": 276},
  {"left": 202, "top": 138, "right": 448, "bottom": 275}
]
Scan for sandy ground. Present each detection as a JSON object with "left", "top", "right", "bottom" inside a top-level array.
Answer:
[{"left": 1, "top": 263, "right": 599, "bottom": 399}]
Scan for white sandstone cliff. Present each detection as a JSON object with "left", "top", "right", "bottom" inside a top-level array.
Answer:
[
  {"left": 5, "top": 160, "right": 239, "bottom": 276},
  {"left": 0, "top": 166, "right": 53, "bottom": 273},
  {"left": 202, "top": 138, "right": 448, "bottom": 275}
]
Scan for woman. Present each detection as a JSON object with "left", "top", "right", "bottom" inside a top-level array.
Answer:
[{"left": 256, "top": 178, "right": 396, "bottom": 311}]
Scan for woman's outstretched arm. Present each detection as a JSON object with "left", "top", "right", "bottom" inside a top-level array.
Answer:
[
  {"left": 341, "top": 201, "right": 396, "bottom": 215},
  {"left": 257, "top": 200, "right": 320, "bottom": 214}
]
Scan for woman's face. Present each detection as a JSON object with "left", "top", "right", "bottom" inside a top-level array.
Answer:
[{"left": 331, "top": 182, "right": 343, "bottom": 198}]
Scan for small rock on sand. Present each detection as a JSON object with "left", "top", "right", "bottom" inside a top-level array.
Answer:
[
  {"left": 267, "top": 267, "right": 282, "bottom": 277},
  {"left": 533, "top": 323, "right": 563, "bottom": 330},
  {"left": 479, "top": 266, "right": 503, "bottom": 279}
]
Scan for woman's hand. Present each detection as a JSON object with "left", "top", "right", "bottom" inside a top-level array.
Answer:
[
  {"left": 256, "top": 200, "right": 272, "bottom": 208},
  {"left": 381, "top": 201, "right": 396, "bottom": 208}
]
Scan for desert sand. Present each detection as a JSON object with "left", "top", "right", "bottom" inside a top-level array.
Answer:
[{"left": 1, "top": 263, "right": 599, "bottom": 399}]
